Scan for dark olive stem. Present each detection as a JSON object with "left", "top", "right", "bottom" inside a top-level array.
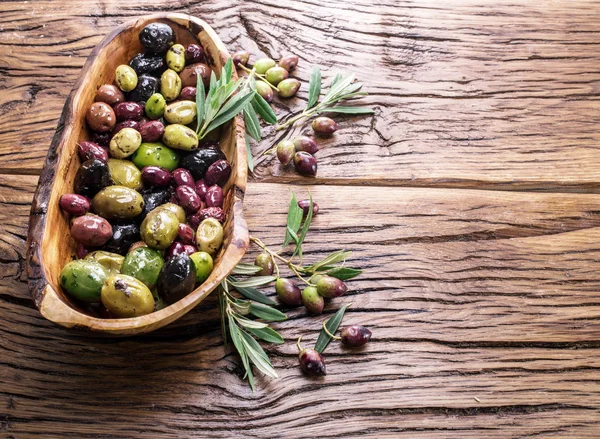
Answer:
[
  {"left": 238, "top": 65, "right": 279, "bottom": 91},
  {"left": 322, "top": 321, "right": 342, "bottom": 340}
]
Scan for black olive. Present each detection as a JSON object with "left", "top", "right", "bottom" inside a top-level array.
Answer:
[
  {"left": 127, "top": 74, "right": 159, "bottom": 104},
  {"left": 137, "top": 187, "right": 172, "bottom": 221},
  {"left": 102, "top": 222, "right": 140, "bottom": 255},
  {"left": 157, "top": 254, "right": 196, "bottom": 304},
  {"left": 129, "top": 53, "right": 166, "bottom": 77},
  {"left": 139, "top": 23, "right": 174, "bottom": 54},
  {"left": 73, "top": 159, "right": 111, "bottom": 198},
  {"left": 180, "top": 146, "right": 226, "bottom": 180}
]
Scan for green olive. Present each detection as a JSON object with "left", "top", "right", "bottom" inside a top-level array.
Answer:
[
  {"left": 91, "top": 185, "right": 144, "bottom": 220},
  {"left": 254, "top": 58, "right": 276, "bottom": 75},
  {"left": 195, "top": 218, "right": 224, "bottom": 256},
  {"left": 60, "top": 260, "right": 108, "bottom": 303},
  {"left": 121, "top": 247, "right": 165, "bottom": 289},
  {"left": 107, "top": 158, "right": 142, "bottom": 190},
  {"left": 164, "top": 101, "right": 197, "bottom": 125},
  {"left": 151, "top": 203, "right": 186, "bottom": 223},
  {"left": 189, "top": 251, "right": 213, "bottom": 283},
  {"left": 109, "top": 127, "right": 142, "bottom": 159},
  {"left": 115, "top": 65, "right": 138, "bottom": 92},
  {"left": 84, "top": 251, "right": 124, "bottom": 274},
  {"left": 145, "top": 93, "right": 167, "bottom": 120},
  {"left": 130, "top": 142, "right": 180, "bottom": 171},
  {"left": 162, "top": 124, "right": 199, "bottom": 151},
  {"left": 101, "top": 274, "right": 155, "bottom": 317},
  {"left": 166, "top": 44, "right": 186, "bottom": 72},
  {"left": 160, "top": 69, "right": 182, "bottom": 101},
  {"left": 141, "top": 209, "right": 180, "bottom": 249}
]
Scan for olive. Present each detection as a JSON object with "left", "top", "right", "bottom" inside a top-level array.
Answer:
[
  {"left": 157, "top": 253, "right": 196, "bottom": 304},
  {"left": 59, "top": 193, "right": 90, "bottom": 216},
  {"left": 115, "top": 65, "right": 138, "bottom": 92},
  {"left": 298, "top": 346, "right": 326, "bottom": 376},
  {"left": 86, "top": 102, "right": 116, "bottom": 132},
  {"left": 232, "top": 50, "right": 249, "bottom": 67},
  {"left": 127, "top": 75, "right": 159, "bottom": 103},
  {"left": 204, "top": 159, "right": 231, "bottom": 187},
  {"left": 195, "top": 217, "right": 224, "bottom": 256},
  {"left": 277, "top": 78, "right": 301, "bottom": 98},
  {"left": 139, "top": 120, "right": 165, "bottom": 142},
  {"left": 121, "top": 247, "right": 165, "bottom": 288},
  {"left": 185, "top": 44, "right": 206, "bottom": 64},
  {"left": 179, "top": 63, "right": 211, "bottom": 88},
  {"left": 278, "top": 55, "right": 299, "bottom": 72},
  {"left": 60, "top": 260, "right": 108, "bottom": 302},
  {"left": 91, "top": 132, "right": 111, "bottom": 148},
  {"left": 74, "top": 159, "right": 111, "bottom": 197},
  {"left": 141, "top": 209, "right": 180, "bottom": 249},
  {"left": 309, "top": 274, "right": 324, "bottom": 285},
  {"left": 166, "top": 43, "right": 186, "bottom": 72},
  {"left": 189, "top": 207, "right": 225, "bottom": 227},
  {"left": 139, "top": 23, "right": 174, "bottom": 53},
  {"left": 293, "top": 136, "right": 318, "bottom": 154},
  {"left": 95, "top": 84, "right": 125, "bottom": 105},
  {"left": 301, "top": 286, "right": 324, "bottom": 314},
  {"left": 177, "top": 223, "right": 195, "bottom": 244},
  {"left": 128, "top": 241, "right": 147, "bottom": 253},
  {"left": 255, "top": 253, "right": 274, "bottom": 276},
  {"left": 172, "top": 168, "right": 194, "bottom": 186},
  {"left": 164, "top": 100, "right": 196, "bottom": 125},
  {"left": 131, "top": 142, "right": 180, "bottom": 171},
  {"left": 152, "top": 203, "right": 187, "bottom": 223},
  {"left": 112, "top": 120, "right": 141, "bottom": 136},
  {"left": 129, "top": 53, "right": 166, "bottom": 77},
  {"left": 293, "top": 151, "right": 318, "bottom": 176},
  {"left": 253, "top": 58, "right": 276, "bottom": 75},
  {"left": 179, "top": 86, "right": 196, "bottom": 101},
  {"left": 145, "top": 93, "right": 167, "bottom": 119},
  {"left": 183, "top": 244, "right": 197, "bottom": 255},
  {"left": 113, "top": 102, "right": 144, "bottom": 121},
  {"left": 71, "top": 214, "right": 113, "bottom": 247},
  {"left": 312, "top": 116, "right": 338, "bottom": 135},
  {"left": 142, "top": 166, "right": 172, "bottom": 187},
  {"left": 194, "top": 179, "right": 208, "bottom": 200},
  {"left": 107, "top": 159, "right": 142, "bottom": 190},
  {"left": 180, "top": 146, "right": 225, "bottom": 180},
  {"left": 176, "top": 185, "right": 202, "bottom": 212},
  {"left": 298, "top": 199, "right": 319, "bottom": 216},
  {"left": 160, "top": 69, "right": 183, "bottom": 102},
  {"left": 162, "top": 124, "right": 199, "bottom": 151},
  {"left": 316, "top": 275, "right": 348, "bottom": 298},
  {"left": 205, "top": 185, "right": 223, "bottom": 208},
  {"left": 276, "top": 140, "right": 295, "bottom": 166},
  {"left": 76, "top": 243, "right": 89, "bottom": 259},
  {"left": 265, "top": 66, "right": 288, "bottom": 86},
  {"left": 256, "top": 80, "right": 273, "bottom": 102},
  {"left": 84, "top": 250, "right": 124, "bottom": 274},
  {"left": 189, "top": 251, "right": 213, "bottom": 283},
  {"left": 165, "top": 241, "right": 186, "bottom": 261},
  {"left": 139, "top": 187, "right": 173, "bottom": 220},
  {"left": 77, "top": 140, "right": 108, "bottom": 162},
  {"left": 103, "top": 222, "right": 140, "bottom": 255},
  {"left": 275, "top": 278, "right": 302, "bottom": 306},
  {"left": 101, "top": 274, "right": 155, "bottom": 317},
  {"left": 340, "top": 325, "right": 372, "bottom": 347},
  {"left": 92, "top": 186, "right": 144, "bottom": 220},
  {"left": 109, "top": 128, "right": 142, "bottom": 159}
]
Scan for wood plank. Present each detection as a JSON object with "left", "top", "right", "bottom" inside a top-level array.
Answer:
[{"left": 1, "top": 1, "right": 600, "bottom": 190}]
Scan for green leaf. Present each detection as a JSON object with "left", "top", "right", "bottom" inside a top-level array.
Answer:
[
  {"left": 233, "top": 314, "right": 269, "bottom": 329},
  {"left": 251, "top": 94, "right": 277, "bottom": 124},
  {"left": 329, "top": 72, "right": 343, "bottom": 88},
  {"left": 306, "top": 250, "right": 352, "bottom": 272},
  {"left": 229, "top": 316, "right": 255, "bottom": 390},
  {"left": 240, "top": 330, "right": 278, "bottom": 378},
  {"left": 324, "top": 74, "right": 355, "bottom": 101},
  {"left": 292, "top": 192, "right": 313, "bottom": 258},
  {"left": 283, "top": 192, "right": 303, "bottom": 247},
  {"left": 228, "top": 278, "right": 277, "bottom": 306},
  {"left": 247, "top": 326, "right": 284, "bottom": 344},
  {"left": 307, "top": 66, "right": 321, "bottom": 109},
  {"left": 245, "top": 134, "right": 254, "bottom": 173},
  {"left": 229, "top": 275, "right": 276, "bottom": 288},
  {"left": 218, "top": 286, "right": 228, "bottom": 350},
  {"left": 327, "top": 267, "right": 362, "bottom": 281},
  {"left": 224, "top": 57, "right": 233, "bottom": 83},
  {"left": 209, "top": 70, "right": 218, "bottom": 90},
  {"left": 243, "top": 105, "right": 262, "bottom": 141},
  {"left": 204, "top": 88, "right": 255, "bottom": 134},
  {"left": 231, "top": 263, "right": 262, "bottom": 275},
  {"left": 319, "top": 106, "right": 374, "bottom": 115},
  {"left": 249, "top": 303, "right": 287, "bottom": 322},
  {"left": 195, "top": 73, "right": 206, "bottom": 134},
  {"left": 315, "top": 303, "right": 351, "bottom": 353}
]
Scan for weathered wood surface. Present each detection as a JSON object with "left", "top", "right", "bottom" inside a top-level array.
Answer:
[{"left": 2, "top": 0, "right": 600, "bottom": 437}]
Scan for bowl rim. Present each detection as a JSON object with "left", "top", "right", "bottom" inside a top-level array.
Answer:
[{"left": 26, "top": 13, "right": 249, "bottom": 335}]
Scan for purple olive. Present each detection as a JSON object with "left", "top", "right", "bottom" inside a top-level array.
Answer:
[
  {"left": 91, "top": 132, "right": 111, "bottom": 147},
  {"left": 142, "top": 166, "right": 172, "bottom": 186},
  {"left": 177, "top": 223, "right": 195, "bottom": 244},
  {"left": 278, "top": 54, "right": 299, "bottom": 72},
  {"left": 70, "top": 214, "right": 112, "bottom": 247},
  {"left": 75, "top": 243, "right": 89, "bottom": 259},
  {"left": 316, "top": 275, "right": 348, "bottom": 298},
  {"left": 188, "top": 207, "right": 225, "bottom": 229},
  {"left": 176, "top": 185, "right": 202, "bottom": 212},
  {"left": 293, "top": 151, "right": 317, "bottom": 176},
  {"left": 340, "top": 325, "right": 372, "bottom": 347},
  {"left": 275, "top": 278, "right": 302, "bottom": 306},
  {"left": 312, "top": 116, "right": 338, "bottom": 136},
  {"left": 179, "top": 86, "right": 196, "bottom": 101},
  {"left": 113, "top": 102, "right": 144, "bottom": 121},
  {"left": 232, "top": 50, "right": 249, "bottom": 67},
  {"left": 277, "top": 78, "right": 301, "bottom": 98},
  {"left": 205, "top": 185, "right": 224, "bottom": 208},
  {"left": 173, "top": 168, "right": 195, "bottom": 186},
  {"left": 255, "top": 253, "right": 274, "bottom": 276},
  {"left": 185, "top": 44, "right": 206, "bottom": 64},
  {"left": 165, "top": 241, "right": 186, "bottom": 261},
  {"left": 276, "top": 140, "right": 295, "bottom": 166},
  {"left": 77, "top": 141, "right": 108, "bottom": 162},
  {"left": 194, "top": 179, "right": 209, "bottom": 200},
  {"left": 298, "top": 347, "right": 326, "bottom": 376},
  {"left": 139, "top": 120, "right": 165, "bottom": 142},
  {"left": 183, "top": 244, "right": 197, "bottom": 255},
  {"left": 204, "top": 159, "right": 231, "bottom": 187},
  {"left": 293, "top": 136, "right": 318, "bottom": 154},
  {"left": 301, "top": 286, "right": 324, "bottom": 314},
  {"left": 59, "top": 194, "right": 90, "bottom": 216},
  {"left": 298, "top": 199, "right": 319, "bottom": 216}
]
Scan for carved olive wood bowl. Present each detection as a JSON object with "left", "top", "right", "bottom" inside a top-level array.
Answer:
[{"left": 26, "top": 13, "right": 249, "bottom": 336}]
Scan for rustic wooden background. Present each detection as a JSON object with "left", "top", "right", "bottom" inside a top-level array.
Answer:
[{"left": 2, "top": 0, "right": 600, "bottom": 437}]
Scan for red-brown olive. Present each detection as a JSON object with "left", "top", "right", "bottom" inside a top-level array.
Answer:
[
  {"left": 86, "top": 102, "right": 116, "bottom": 132},
  {"left": 297, "top": 339, "right": 326, "bottom": 376},
  {"left": 275, "top": 278, "right": 302, "bottom": 306},
  {"left": 176, "top": 185, "right": 202, "bottom": 212},
  {"left": 71, "top": 214, "right": 113, "bottom": 247},
  {"left": 185, "top": 44, "right": 206, "bottom": 64},
  {"left": 59, "top": 194, "right": 90, "bottom": 216},
  {"left": 139, "top": 120, "right": 164, "bottom": 142},
  {"left": 194, "top": 179, "right": 208, "bottom": 200},
  {"left": 173, "top": 168, "right": 195, "bottom": 186},
  {"left": 205, "top": 185, "right": 223, "bottom": 208},
  {"left": 278, "top": 54, "right": 299, "bottom": 72},
  {"left": 141, "top": 166, "right": 172, "bottom": 187},
  {"left": 179, "top": 86, "right": 196, "bottom": 101},
  {"left": 78, "top": 141, "right": 108, "bottom": 162},
  {"left": 312, "top": 116, "right": 338, "bottom": 135},
  {"left": 183, "top": 244, "right": 197, "bottom": 255},
  {"left": 113, "top": 102, "right": 144, "bottom": 121},
  {"left": 95, "top": 84, "right": 125, "bottom": 105},
  {"left": 340, "top": 325, "right": 372, "bottom": 347},
  {"left": 157, "top": 253, "right": 197, "bottom": 304},
  {"left": 139, "top": 23, "right": 175, "bottom": 54},
  {"left": 204, "top": 159, "right": 231, "bottom": 187},
  {"left": 293, "top": 136, "right": 319, "bottom": 154},
  {"left": 165, "top": 241, "right": 186, "bottom": 261},
  {"left": 293, "top": 151, "right": 318, "bottom": 176},
  {"left": 179, "top": 63, "right": 211, "bottom": 88},
  {"left": 76, "top": 243, "right": 89, "bottom": 259},
  {"left": 188, "top": 207, "right": 225, "bottom": 229},
  {"left": 177, "top": 223, "right": 195, "bottom": 244},
  {"left": 74, "top": 159, "right": 111, "bottom": 198},
  {"left": 298, "top": 199, "right": 319, "bottom": 216}
]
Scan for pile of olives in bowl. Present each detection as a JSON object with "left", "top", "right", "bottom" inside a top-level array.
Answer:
[{"left": 59, "top": 22, "right": 233, "bottom": 318}]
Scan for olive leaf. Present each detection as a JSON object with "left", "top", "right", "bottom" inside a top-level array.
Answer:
[
  {"left": 203, "top": 88, "right": 255, "bottom": 135},
  {"left": 232, "top": 263, "right": 262, "bottom": 275},
  {"left": 233, "top": 314, "right": 269, "bottom": 329},
  {"left": 315, "top": 303, "right": 351, "bottom": 353},
  {"left": 247, "top": 326, "right": 284, "bottom": 344},
  {"left": 283, "top": 192, "right": 304, "bottom": 247},
  {"left": 305, "top": 250, "right": 352, "bottom": 272},
  {"left": 327, "top": 267, "right": 362, "bottom": 280},
  {"left": 251, "top": 93, "right": 277, "bottom": 124},
  {"left": 292, "top": 192, "right": 313, "bottom": 259},
  {"left": 249, "top": 303, "right": 287, "bottom": 322},
  {"left": 240, "top": 331, "right": 278, "bottom": 378},
  {"left": 228, "top": 275, "right": 276, "bottom": 288},
  {"left": 308, "top": 66, "right": 321, "bottom": 109},
  {"left": 245, "top": 134, "right": 255, "bottom": 173},
  {"left": 228, "top": 315, "right": 255, "bottom": 388},
  {"left": 319, "top": 106, "right": 374, "bottom": 115},
  {"left": 243, "top": 105, "right": 262, "bottom": 141},
  {"left": 228, "top": 276, "right": 277, "bottom": 305},
  {"left": 195, "top": 74, "right": 205, "bottom": 134}
]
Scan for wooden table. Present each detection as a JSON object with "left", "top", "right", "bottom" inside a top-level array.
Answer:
[{"left": 2, "top": 1, "right": 600, "bottom": 437}]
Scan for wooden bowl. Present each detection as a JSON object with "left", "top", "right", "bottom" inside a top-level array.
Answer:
[{"left": 26, "top": 13, "right": 249, "bottom": 336}]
